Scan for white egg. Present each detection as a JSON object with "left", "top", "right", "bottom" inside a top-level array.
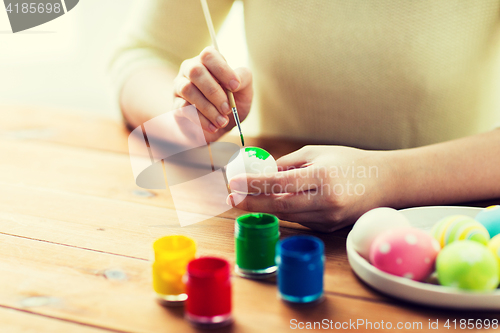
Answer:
[
  {"left": 351, "top": 207, "right": 411, "bottom": 260},
  {"left": 225, "top": 147, "right": 278, "bottom": 194}
]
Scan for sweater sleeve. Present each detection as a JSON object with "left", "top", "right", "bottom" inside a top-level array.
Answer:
[{"left": 109, "top": 0, "right": 235, "bottom": 111}]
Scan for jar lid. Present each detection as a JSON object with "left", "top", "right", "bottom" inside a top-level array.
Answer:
[
  {"left": 235, "top": 213, "right": 279, "bottom": 239},
  {"left": 153, "top": 235, "right": 196, "bottom": 262}
]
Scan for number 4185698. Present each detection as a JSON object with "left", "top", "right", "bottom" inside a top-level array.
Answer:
[
  {"left": 444, "top": 319, "right": 498, "bottom": 330},
  {"left": 6, "top": 3, "right": 62, "bottom": 14}
]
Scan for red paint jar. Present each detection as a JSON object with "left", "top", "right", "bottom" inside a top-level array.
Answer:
[{"left": 185, "top": 257, "right": 232, "bottom": 327}]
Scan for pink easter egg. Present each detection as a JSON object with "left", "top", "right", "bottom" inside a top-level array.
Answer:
[{"left": 369, "top": 227, "right": 441, "bottom": 281}]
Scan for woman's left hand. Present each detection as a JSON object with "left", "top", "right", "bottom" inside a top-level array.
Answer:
[{"left": 226, "top": 145, "right": 398, "bottom": 232}]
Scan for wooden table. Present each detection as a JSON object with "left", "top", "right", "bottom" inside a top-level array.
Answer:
[{"left": 1, "top": 106, "right": 499, "bottom": 333}]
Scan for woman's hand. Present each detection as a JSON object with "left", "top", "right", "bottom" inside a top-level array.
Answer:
[
  {"left": 227, "top": 145, "right": 397, "bottom": 232},
  {"left": 173, "top": 46, "right": 253, "bottom": 142}
]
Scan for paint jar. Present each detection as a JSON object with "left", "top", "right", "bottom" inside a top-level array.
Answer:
[
  {"left": 235, "top": 213, "right": 280, "bottom": 278},
  {"left": 185, "top": 257, "right": 232, "bottom": 328},
  {"left": 152, "top": 235, "right": 196, "bottom": 305},
  {"left": 276, "top": 236, "right": 325, "bottom": 304}
]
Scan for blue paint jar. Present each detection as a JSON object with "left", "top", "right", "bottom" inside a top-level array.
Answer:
[{"left": 276, "top": 236, "right": 325, "bottom": 304}]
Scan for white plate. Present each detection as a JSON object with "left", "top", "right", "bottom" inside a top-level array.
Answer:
[{"left": 346, "top": 206, "right": 500, "bottom": 310}]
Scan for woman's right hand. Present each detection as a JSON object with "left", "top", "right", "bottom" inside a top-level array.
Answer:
[{"left": 173, "top": 46, "right": 253, "bottom": 142}]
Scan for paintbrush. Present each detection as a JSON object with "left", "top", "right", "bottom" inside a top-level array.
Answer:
[{"left": 200, "top": 0, "right": 245, "bottom": 147}]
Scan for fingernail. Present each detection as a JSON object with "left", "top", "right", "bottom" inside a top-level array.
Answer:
[
  {"left": 208, "top": 123, "right": 218, "bottom": 133},
  {"left": 221, "top": 102, "right": 231, "bottom": 114},
  {"left": 230, "top": 192, "right": 246, "bottom": 205},
  {"left": 216, "top": 115, "right": 228, "bottom": 127},
  {"left": 226, "top": 194, "right": 233, "bottom": 206},
  {"left": 229, "top": 79, "right": 240, "bottom": 91}
]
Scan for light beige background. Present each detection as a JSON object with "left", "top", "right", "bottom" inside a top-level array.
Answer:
[{"left": 0, "top": 0, "right": 256, "bottom": 134}]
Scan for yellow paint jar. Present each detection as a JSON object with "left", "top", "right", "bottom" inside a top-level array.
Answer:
[{"left": 152, "top": 235, "right": 196, "bottom": 305}]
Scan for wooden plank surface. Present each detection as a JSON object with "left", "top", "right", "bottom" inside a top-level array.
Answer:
[
  {"left": 0, "top": 181, "right": 379, "bottom": 301},
  {"left": 0, "top": 307, "right": 114, "bottom": 333},
  {"left": 0, "top": 107, "right": 317, "bottom": 230},
  {"left": 0, "top": 105, "right": 308, "bottom": 158},
  {"left": 1, "top": 106, "right": 500, "bottom": 332},
  {"left": 0, "top": 233, "right": 498, "bottom": 333}
]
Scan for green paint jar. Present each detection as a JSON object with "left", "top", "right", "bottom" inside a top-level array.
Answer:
[{"left": 235, "top": 213, "right": 280, "bottom": 279}]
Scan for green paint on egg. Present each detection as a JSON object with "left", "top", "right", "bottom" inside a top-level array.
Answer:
[
  {"left": 436, "top": 240, "right": 499, "bottom": 291},
  {"left": 245, "top": 147, "right": 270, "bottom": 160}
]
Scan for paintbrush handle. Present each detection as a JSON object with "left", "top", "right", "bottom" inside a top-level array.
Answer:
[
  {"left": 200, "top": 0, "right": 245, "bottom": 146},
  {"left": 227, "top": 90, "right": 236, "bottom": 108},
  {"left": 200, "top": 0, "right": 219, "bottom": 51},
  {"left": 227, "top": 90, "right": 244, "bottom": 146}
]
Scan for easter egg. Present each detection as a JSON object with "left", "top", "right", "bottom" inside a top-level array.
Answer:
[
  {"left": 369, "top": 227, "right": 441, "bottom": 281},
  {"left": 476, "top": 205, "right": 500, "bottom": 238},
  {"left": 431, "top": 215, "right": 489, "bottom": 248},
  {"left": 487, "top": 234, "right": 500, "bottom": 281},
  {"left": 225, "top": 147, "right": 278, "bottom": 194},
  {"left": 436, "top": 240, "right": 499, "bottom": 291},
  {"left": 351, "top": 207, "right": 411, "bottom": 260}
]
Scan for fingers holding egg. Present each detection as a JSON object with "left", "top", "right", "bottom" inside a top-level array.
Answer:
[{"left": 226, "top": 147, "right": 278, "bottom": 195}]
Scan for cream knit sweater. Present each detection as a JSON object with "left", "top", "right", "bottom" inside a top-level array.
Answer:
[{"left": 111, "top": 0, "right": 500, "bottom": 149}]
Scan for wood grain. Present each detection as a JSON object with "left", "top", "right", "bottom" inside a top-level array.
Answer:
[
  {"left": 0, "top": 105, "right": 308, "bottom": 158},
  {"left": 0, "top": 307, "right": 116, "bottom": 333},
  {"left": 0, "top": 181, "right": 380, "bottom": 301},
  {"left": 1, "top": 106, "right": 500, "bottom": 332},
  {"left": 0, "top": 233, "right": 496, "bottom": 333},
  {"left": 1, "top": 106, "right": 497, "bottom": 218},
  {"left": 0, "top": 105, "right": 129, "bottom": 154},
  {"left": 0, "top": 121, "right": 313, "bottom": 228}
]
